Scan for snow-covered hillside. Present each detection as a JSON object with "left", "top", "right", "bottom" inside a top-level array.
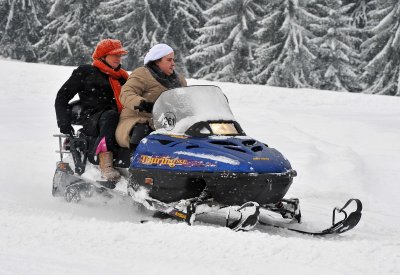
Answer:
[{"left": 0, "top": 59, "right": 399, "bottom": 274}]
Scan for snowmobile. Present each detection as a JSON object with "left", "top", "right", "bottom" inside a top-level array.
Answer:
[{"left": 53, "top": 85, "right": 362, "bottom": 235}]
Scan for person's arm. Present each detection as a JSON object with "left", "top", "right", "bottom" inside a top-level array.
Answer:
[
  {"left": 119, "top": 67, "right": 148, "bottom": 111},
  {"left": 54, "top": 66, "right": 86, "bottom": 129}
]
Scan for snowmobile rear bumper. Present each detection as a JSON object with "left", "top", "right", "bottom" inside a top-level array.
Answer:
[{"left": 129, "top": 168, "right": 296, "bottom": 205}]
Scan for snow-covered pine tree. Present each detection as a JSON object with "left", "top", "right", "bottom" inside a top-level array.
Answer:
[
  {"left": 187, "top": 0, "right": 267, "bottom": 84},
  {"left": 0, "top": 0, "right": 10, "bottom": 37},
  {"left": 361, "top": 0, "right": 400, "bottom": 96},
  {"left": 342, "top": 0, "right": 375, "bottom": 69},
  {"left": 253, "top": 0, "right": 316, "bottom": 88},
  {"left": 0, "top": 0, "right": 48, "bottom": 62},
  {"left": 36, "top": 0, "right": 104, "bottom": 66},
  {"left": 160, "top": 0, "right": 208, "bottom": 76},
  {"left": 307, "top": 0, "right": 362, "bottom": 92},
  {"left": 97, "top": 0, "right": 163, "bottom": 70},
  {"left": 342, "top": 0, "right": 374, "bottom": 28}
]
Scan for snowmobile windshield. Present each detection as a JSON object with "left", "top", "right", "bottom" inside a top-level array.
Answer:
[{"left": 152, "top": 85, "right": 238, "bottom": 135}]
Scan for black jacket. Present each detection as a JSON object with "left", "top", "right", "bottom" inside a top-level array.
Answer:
[{"left": 55, "top": 65, "right": 126, "bottom": 134}]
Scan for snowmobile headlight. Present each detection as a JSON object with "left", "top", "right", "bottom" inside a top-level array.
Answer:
[{"left": 209, "top": 123, "right": 238, "bottom": 135}]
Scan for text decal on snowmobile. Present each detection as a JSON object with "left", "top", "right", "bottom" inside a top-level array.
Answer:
[
  {"left": 252, "top": 157, "right": 270, "bottom": 161},
  {"left": 139, "top": 155, "right": 216, "bottom": 168}
]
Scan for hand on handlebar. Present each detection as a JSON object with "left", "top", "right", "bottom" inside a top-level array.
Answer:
[
  {"left": 135, "top": 100, "right": 154, "bottom": 113},
  {"left": 59, "top": 124, "right": 74, "bottom": 136}
]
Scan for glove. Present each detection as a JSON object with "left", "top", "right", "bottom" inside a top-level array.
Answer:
[
  {"left": 136, "top": 100, "right": 154, "bottom": 113},
  {"left": 59, "top": 124, "right": 74, "bottom": 135}
]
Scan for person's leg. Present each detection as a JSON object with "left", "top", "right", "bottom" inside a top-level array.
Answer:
[
  {"left": 129, "top": 122, "right": 153, "bottom": 152},
  {"left": 95, "top": 110, "right": 120, "bottom": 181},
  {"left": 96, "top": 110, "right": 119, "bottom": 153}
]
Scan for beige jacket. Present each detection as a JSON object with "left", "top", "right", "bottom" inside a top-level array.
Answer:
[{"left": 115, "top": 66, "right": 187, "bottom": 148}]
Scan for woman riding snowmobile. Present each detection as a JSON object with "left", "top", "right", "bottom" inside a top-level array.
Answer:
[
  {"left": 116, "top": 43, "right": 187, "bottom": 150},
  {"left": 55, "top": 39, "right": 128, "bottom": 181}
]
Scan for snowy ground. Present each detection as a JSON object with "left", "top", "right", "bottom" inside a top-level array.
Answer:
[{"left": 0, "top": 59, "right": 399, "bottom": 274}]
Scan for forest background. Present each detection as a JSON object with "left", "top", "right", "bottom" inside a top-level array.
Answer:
[{"left": 1, "top": 0, "right": 399, "bottom": 96}]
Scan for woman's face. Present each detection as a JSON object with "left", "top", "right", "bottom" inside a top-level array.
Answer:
[
  {"left": 155, "top": 52, "right": 175, "bottom": 76},
  {"left": 104, "top": 54, "right": 122, "bottom": 69}
]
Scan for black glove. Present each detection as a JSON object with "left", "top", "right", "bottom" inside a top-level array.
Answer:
[
  {"left": 135, "top": 100, "right": 154, "bottom": 113},
  {"left": 59, "top": 124, "right": 74, "bottom": 135}
]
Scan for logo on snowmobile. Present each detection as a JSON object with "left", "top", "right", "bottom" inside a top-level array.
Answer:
[
  {"left": 174, "top": 211, "right": 187, "bottom": 220},
  {"left": 253, "top": 157, "right": 270, "bottom": 161},
  {"left": 161, "top": 112, "right": 176, "bottom": 131},
  {"left": 139, "top": 155, "right": 216, "bottom": 168}
]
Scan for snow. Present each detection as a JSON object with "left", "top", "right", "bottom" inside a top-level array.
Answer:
[
  {"left": 174, "top": 151, "right": 240, "bottom": 166},
  {"left": 0, "top": 59, "right": 400, "bottom": 274}
]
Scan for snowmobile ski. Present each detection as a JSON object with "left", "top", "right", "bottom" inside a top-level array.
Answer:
[
  {"left": 226, "top": 201, "right": 260, "bottom": 231},
  {"left": 139, "top": 196, "right": 195, "bottom": 224},
  {"left": 258, "top": 199, "right": 362, "bottom": 236},
  {"left": 137, "top": 196, "right": 261, "bottom": 232}
]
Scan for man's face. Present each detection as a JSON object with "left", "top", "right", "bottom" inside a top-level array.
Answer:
[{"left": 156, "top": 52, "right": 175, "bottom": 76}]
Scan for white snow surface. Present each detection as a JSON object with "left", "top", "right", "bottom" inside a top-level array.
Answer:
[{"left": 0, "top": 59, "right": 399, "bottom": 274}]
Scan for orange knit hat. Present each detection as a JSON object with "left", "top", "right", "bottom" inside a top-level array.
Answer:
[{"left": 92, "top": 39, "right": 128, "bottom": 59}]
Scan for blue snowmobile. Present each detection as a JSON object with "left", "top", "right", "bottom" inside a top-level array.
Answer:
[{"left": 53, "top": 85, "right": 362, "bottom": 235}]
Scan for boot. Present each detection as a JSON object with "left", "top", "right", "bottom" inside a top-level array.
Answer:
[{"left": 98, "top": 151, "right": 121, "bottom": 181}]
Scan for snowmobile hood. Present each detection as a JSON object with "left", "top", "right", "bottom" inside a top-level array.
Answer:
[{"left": 131, "top": 134, "right": 293, "bottom": 174}]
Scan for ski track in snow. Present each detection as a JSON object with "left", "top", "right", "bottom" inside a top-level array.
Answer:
[{"left": 0, "top": 59, "right": 399, "bottom": 274}]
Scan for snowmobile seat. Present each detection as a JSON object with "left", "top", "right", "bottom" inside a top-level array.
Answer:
[{"left": 65, "top": 100, "right": 131, "bottom": 168}]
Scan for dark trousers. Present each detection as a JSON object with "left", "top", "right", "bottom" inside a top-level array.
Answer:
[{"left": 94, "top": 109, "right": 119, "bottom": 153}]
